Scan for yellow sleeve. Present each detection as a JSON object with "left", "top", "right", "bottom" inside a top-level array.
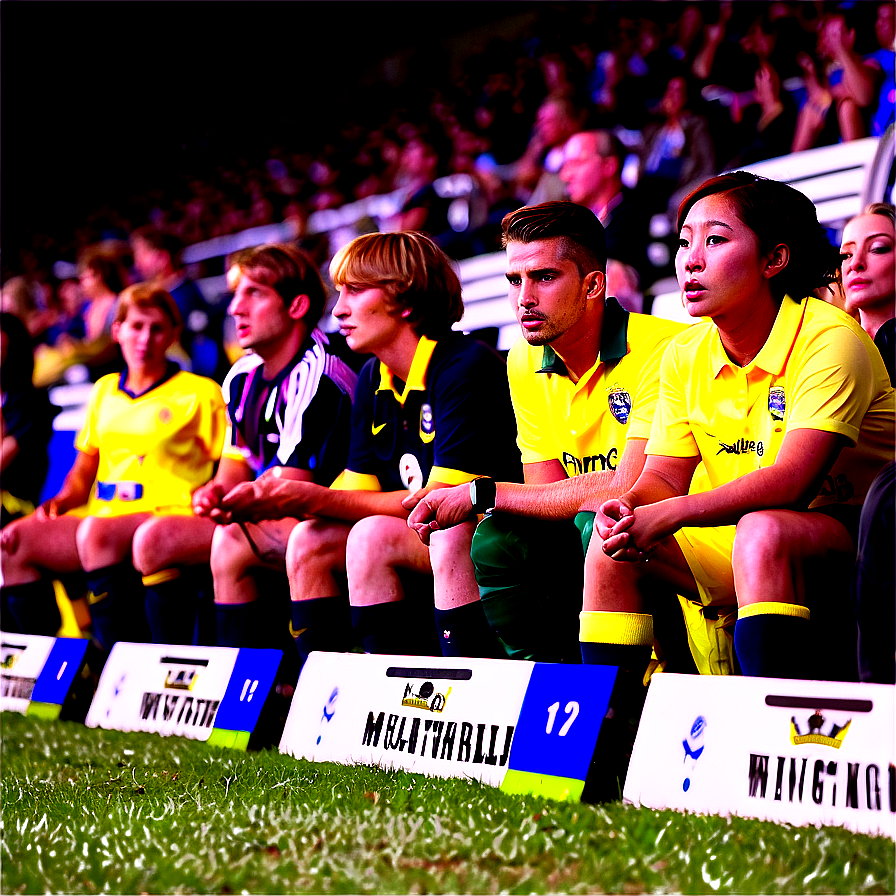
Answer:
[
  {"left": 646, "top": 338, "right": 700, "bottom": 458},
  {"left": 73, "top": 375, "right": 112, "bottom": 457},
  {"left": 333, "top": 470, "right": 381, "bottom": 491}
]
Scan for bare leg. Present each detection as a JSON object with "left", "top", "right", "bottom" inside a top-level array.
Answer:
[
  {"left": 429, "top": 521, "right": 479, "bottom": 610},
  {"left": 286, "top": 518, "right": 351, "bottom": 602},
  {"left": 345, "top": 515, "right": 431, "bottom": 607},
  {"left": 1, "top": 514, "right": 83, "bottom": 585},
  {"left": 131, "top": 515, "right": 218, "bottom": 574},
  {"left": 75, "top": 513, "right": 152, "bottom": 572}
]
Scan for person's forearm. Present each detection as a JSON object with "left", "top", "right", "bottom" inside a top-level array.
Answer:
[
  {"left": 291, "top": 481, "right": 409, "bottom": 523},
  {"left": 836, "top": 54, "right": 877, "bottom": 108},
  {"left": 493, "top": 473, "right": 611, "bottom": 519}
]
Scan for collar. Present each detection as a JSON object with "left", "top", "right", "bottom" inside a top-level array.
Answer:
[
  {"left": 118, "top": 360, "right": 180, "bottom": 399},
  {"left": 537, "top": 297, "right": 629, "bottom": 377},
  {"left": 376, "top": 335, "right": 438, "bottom": 405},
  {"left": 708, "top": 295, "right": 806, "bottom": 378}
]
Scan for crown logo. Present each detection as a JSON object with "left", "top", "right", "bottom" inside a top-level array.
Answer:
[{"left": 790, "top": 710, "right": 851, "bottom": 749}]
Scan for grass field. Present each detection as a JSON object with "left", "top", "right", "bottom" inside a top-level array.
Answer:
[{"left": 1, "top": 712, "right": 893, "bottom": 895}]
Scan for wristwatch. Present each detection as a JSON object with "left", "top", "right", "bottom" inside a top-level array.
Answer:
[{"left": 469, "top": 477, "right": 497, "bottom": 514}]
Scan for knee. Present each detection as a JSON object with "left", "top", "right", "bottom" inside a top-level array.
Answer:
[
  {"left": 131, "top": 518, "right": 167, "bottom": 574},
  {"left": 286, "top": 518, "right": 339, "bottom": 579},
  {"left": 345, "top": 516, "right": 404, "bottom": 574},
  {"left": 210, "top": 523, "right": 253, "bottom": 580},
  {"left": 733, "top": 512, "right": 789, "bottom": 573},
  {"left": 74, "top": 516, "right": 112, "bottom": 566}
]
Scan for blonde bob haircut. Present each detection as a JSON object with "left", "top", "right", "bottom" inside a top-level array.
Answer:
[
  {"left": 329, "top": 231, "right": 464, "bottom": 338},
  {"left": 114, "top": 282, "right": 183, "bottom": 330}
]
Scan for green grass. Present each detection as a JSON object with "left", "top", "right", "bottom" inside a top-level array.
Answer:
[{"left": 1, "top": 713, "right": 893, "bottom": 895}]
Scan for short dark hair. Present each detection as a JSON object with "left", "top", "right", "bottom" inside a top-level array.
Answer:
[
  {"left": 501, "top": 200, "right": 607, "bottom": 275},
  {"left": 329, "top": 231, "right": 463, "bottom": 338},
  {"left": 115, "top": 282, "right": 182, "bottom": 329},
  {"left": 226, "top": 243, "right": 327, "bottom": 326},
  {"left": 677, "top": 172, "right": 841, "bottom": 302},
  {"left": 130, "top": 226, "right": 185, "bottom": 265}
]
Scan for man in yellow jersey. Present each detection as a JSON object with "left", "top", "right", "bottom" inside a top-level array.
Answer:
[{"left": 407, "top": 201, "right": 691, "bottom": 667}]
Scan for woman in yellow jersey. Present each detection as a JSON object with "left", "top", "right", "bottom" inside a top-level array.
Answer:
[
  {"left": 581, "top": 172, "right": 894, "bottom": 681},
  {"left": 0, "top": 284, "right": 225, "bottom": 650}
]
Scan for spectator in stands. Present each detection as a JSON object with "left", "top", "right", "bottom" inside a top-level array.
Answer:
[
  {"left": 586, "top": 172, "right": 893, "bottom": 684},
  {"left": 840, "top": 202, "right": 896, "bottom": 385},
  {"left": 559, "top": 129, "right": 651, "bottom": 295},
  {"left": 407, "top": 202, "right": 690, "bottom": 668},
  {"left": 867, "top": 1, "right": 896, "bottom": 137},
  {"left": 130, "top": 226, "right": 216, "bottom": 376},
  {"left": 791, "top": 5, "right": 886, "bottom": 151},
  {"left": 0, "top": 284, "right": 225, "bottom": 649},
  {"left": 208, "top": 231, "right": 520, "bottom": 662},
  {"left": 31, "top": 244, "right": 132, "bottom": 388},
  {"left": 513, "top": 95, "right": 586, "bottom": 205},
  {"left": 839, "top": 202, "right": 895, "bottom": 684},
  {"left": 635, "top": 73, "right": 716, "bottom": 227},
  {"left": 386, "top": 132, "right": 457, "bottom": 251},
  {"left": 0, "top": 312, "right": 56, "bottom": 529},
  {"left": 0, "top": 276, "right": 55, "bottom": 342},
  {"left": 129, "top": 244, "right": 356, "bottom": 653}
]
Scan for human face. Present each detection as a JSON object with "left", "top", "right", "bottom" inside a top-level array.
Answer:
[
  {"left": 227, "top": 271, "right": 295, "bottom": 357},
  {"left": 840, "top": 212, "right": 895, "bottom": 318},
  {"left": 332, "top": 283, "right": 405, "bottom": 357},
  {"left": 560, "top": 134, "right": 613, "bottom": 206},
  {"left": 78, "top": 265, "right": 103, "bottom": 300},
  {"left": 505, "top": 238, "right": 596, "bottom": 348},
  {"left": 131, "top": 237, "right": 165, "bottom": 281},
  {"left": 113, "top": 305, "right": 175, "bottom": 374},
  {"left": 676, "top": 194, "right": 777, "bottom": 323}
]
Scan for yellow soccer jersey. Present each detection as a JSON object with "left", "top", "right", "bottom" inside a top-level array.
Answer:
[
  {"left": 76, "top": 366, "right": 226, "bottom": 517},
  {"left": 647, "top": 295, "right": 895, "bottom": 507},
  {"left": 508, "top": 298, "right": 688, "bottom": 476}
]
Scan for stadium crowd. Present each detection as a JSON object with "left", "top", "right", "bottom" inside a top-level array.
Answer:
[{"left": 1, "top": 1, "right": 894, "bottom": 721}]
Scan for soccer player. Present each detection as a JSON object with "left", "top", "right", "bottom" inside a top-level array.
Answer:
[
  {"left": 407, "top": 201, "right": 690, "bottom": 667},
  {"left": 129, "top": 243, "right": 357, "bottom": 650},
  {"left": 592, "top": 172, "right": 894, "bottom": 681},
  {"left": 207, "top": 231, "right": 521, "bottom": 662},
  {"left": 0, "top": 284, "right": 226, "bottom": 648}
]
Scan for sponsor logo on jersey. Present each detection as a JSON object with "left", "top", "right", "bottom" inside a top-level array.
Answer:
[
  {"left": 399, "top": 453, "right": 424, "bottom": 492},
  {"left": 419, "top": 403, "right": 435, "bottom": 443},
  {"left": 607, "top": 386, "right": 632, "bottom": 425},
  {"left": 562, "top": 448, "right": 618, "bottom": 476},
  {"left": 769, "top": 387, "right": 786, "bottom": 421},
  {"left": 716, "top": 438, "right": 764, "bottom": 457}
]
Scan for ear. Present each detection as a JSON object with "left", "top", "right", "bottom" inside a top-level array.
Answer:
[
  {"left": 762, "top": 244, "right": 790, "bottom": 279},
  {"left": 111, "top": 320, "right": 122, "bottom": 343},
  {"left": 586, "top": 271, "right": 606, "bottom": 298},
  {"left": 288, "top": 293, "right": 311, "bottom": 321}
]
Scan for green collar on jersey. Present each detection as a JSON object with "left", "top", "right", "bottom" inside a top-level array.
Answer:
[{"left": 538, "top": 296, "right": 629, "bottom": 376}]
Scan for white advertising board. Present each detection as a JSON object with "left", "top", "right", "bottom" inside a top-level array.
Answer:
[
  {"left": 86, "top": 641, "right": 282, "bottom": 748},
  {"left": 1, "top": 631, "right": 88, "bottom": 718},
  {"left": 624, "top": 674, "right": 895, "bottom": 838},
  {"left": 281, "top": 652, "right": 619, "bottom": 801}
]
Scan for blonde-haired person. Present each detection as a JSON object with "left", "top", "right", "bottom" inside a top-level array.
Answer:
[
  {"left": 840, "top": 202, "right": 896, "bottom": 684},
  {"left": 208, "top": 231, "right": 521, "bottom": 665},
  {"left": 840, "top": 202, "right": 895, "bottom": 386},
  {"left": 0, "top": 283, "right": 225, "bottom": 651}
]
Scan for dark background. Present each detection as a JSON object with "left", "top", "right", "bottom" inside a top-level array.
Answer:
[{"left": 1, "top": 1, "right": 539, "bottom": 259}]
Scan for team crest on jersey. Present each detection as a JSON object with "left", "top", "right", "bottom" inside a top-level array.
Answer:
[
  {"left": 158, "top": 407, "right": 172, "bottom": 424},
  {"left": 768, "top": 387, "right": 786, "bottom": 421},
  {"left": 607, "top": 386, "right": 632, "bottom": 425},
  {"left": 400, "top": 453, "right": 424, "bottom": 492},
  {"left": 419, "top": 403, "right": 435, "bottom": 444}
]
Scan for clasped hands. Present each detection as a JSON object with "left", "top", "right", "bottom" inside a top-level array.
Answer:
[{"left": 404, "top": 483, "right": 673, "bottom": 559}]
